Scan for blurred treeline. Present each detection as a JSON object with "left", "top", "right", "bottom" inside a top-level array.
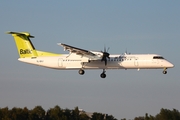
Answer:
[
  {"left": 0, "top": 105, "right": 117, "bottom": 120},
  {"left": 0, "top": 106, "right": 179, "bottom": 120}
]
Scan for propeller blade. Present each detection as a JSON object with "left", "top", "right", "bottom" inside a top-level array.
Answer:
[{"left": 101, "top": 46, "right": 110, "bottom": 66}]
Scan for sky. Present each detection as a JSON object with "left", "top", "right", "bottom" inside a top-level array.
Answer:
[{"left": 0, "top": 1, "right": 179, "bottom": 119}]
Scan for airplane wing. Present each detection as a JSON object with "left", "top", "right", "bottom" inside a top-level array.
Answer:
[{"left": 58, "top": 43, "right": 101, "bottom": 60}]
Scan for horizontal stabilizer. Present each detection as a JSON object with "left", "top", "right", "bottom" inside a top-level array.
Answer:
[{"left": 6, "top": 31, "right": 34, "bottom": 38}]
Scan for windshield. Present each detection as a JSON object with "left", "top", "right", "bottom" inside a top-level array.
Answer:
[{"left": 153, "top": 56, "right": 164, "bottom": 59}]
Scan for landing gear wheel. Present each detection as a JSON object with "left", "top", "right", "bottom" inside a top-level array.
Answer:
[
  {"left": 100, "top": 73, "right": 106, "bottom": 78},
  {"left": 100, "top": 69, "right": 106, "bottom": 78},
  {"left": 79, "top": 69, "right": 85, "bottom": 75},
  {"left": 163, "top": 71, "right": 167, "bottom": 74}
]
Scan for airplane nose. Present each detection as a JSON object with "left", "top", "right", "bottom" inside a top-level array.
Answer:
[{"left": 168, "top": 63, "right": 174, "bottom": 68}]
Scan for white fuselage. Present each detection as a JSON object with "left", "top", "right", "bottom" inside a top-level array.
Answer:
[{"left": 18, "top": 53, "right": 174, "bottom": 70}]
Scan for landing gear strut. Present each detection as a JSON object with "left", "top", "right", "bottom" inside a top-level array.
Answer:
[
  {"left": 79, "top": 69, "right": 85, "bottom": 75},
  {"left": 100, "top": 69, "right": 106, "bottom": 78},
  {"left": 163, "top": 68, "right": 167, "bottom": 74}
]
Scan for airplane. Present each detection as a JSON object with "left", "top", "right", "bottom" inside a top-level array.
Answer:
[{"left": 6, "top": 31, "right": 174, "bottom": 78}]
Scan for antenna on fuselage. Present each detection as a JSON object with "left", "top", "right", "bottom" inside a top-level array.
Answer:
[
  {"left": 124, "top": 48, "right": 127, "bottom": 55},
  {"left": 124, "top": 48, "right": 131, "bottom": 55}
]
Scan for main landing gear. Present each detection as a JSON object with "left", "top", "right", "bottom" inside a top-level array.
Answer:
[
  {"left": 78, "top": 69, "right": 107, "bottom": 78},
  {"left": 79, "top": 69, "right": 85, "bottom": 75},
  {"left": 100, "top": 69, "right": 106, "bottom": 78},
  {"left": 163, "top": 68, "right": 167, "bottom": 74}
]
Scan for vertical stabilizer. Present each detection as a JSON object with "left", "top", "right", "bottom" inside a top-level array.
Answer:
[{"left": 7, "top": 31, "right": 38, "bottom": 58}]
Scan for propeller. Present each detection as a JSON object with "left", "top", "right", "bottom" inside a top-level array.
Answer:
[{"left": 101, "top": 46, "right": 110, "bottom": 66}]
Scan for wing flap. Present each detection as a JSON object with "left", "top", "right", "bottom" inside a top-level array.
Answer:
[{"left": 58, "top": 43, "right": 101, "bottom": 60}]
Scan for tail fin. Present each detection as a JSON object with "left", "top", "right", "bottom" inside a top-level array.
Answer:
[
  {"left": 7, "top": 31, "right": 60, "bottom": 58},
  {"left": 7, "top": 31, "right": 38, "bottom": 58}
]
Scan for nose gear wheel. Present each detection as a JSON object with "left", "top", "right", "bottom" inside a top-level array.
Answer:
[{"left": 163, "top": 68, "right": 167, "bottom": 74}]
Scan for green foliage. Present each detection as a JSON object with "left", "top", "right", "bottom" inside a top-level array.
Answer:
[
  {"left": 29, "top": 106, "right": 45, "bottom": 120},
  {"left": 105, "top": 114, "right": 118, "bottom": 120},
  {"left": 0, "top": 107, "right": 29, "bottom": 120},
  {"left": 64, "top": 108, "right": 72, "bottom": 120},
  {"left": 155, "top": 108, "right": 180, "bottom": 120},
  {"left": 0, "top": 107, "right": 10, "bottom": 120},
  {"left": 134, "top": 116, "right": 144, "bottom": 120},
  {"left": 2, "top": 106, "right": 179, "bottom": 120},
  {"left": 91, "top": 112, "right": 105, "bottom": 120},
  {"left": 134, "top": 108, "right": 180, "bottom": 120},
  {"left": 46, "top": 105, "right": 63, "bottom": 120},
  {"left": 10, "top": 107, "right": 29, "bottom": 120},
  {"left": 121, "top": 119, "right": 126, "bottom": 120},
  {"left": 79, "top": 113, "right": 90, "bottom": 120},
  {"left": 91, "top": 112, "right": 117, "bottom": 120},
  {"left": 72, "top": 106, "right": 80, "bottom": 120}
]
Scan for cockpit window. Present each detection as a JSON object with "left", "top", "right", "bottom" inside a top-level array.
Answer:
[{"left": 153, "top": 56, "right": 164, "bottom": 59}]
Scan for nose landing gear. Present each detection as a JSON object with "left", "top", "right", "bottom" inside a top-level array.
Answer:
[{"left": 163, "top": 68, "right": 167, "bottom": 74}]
